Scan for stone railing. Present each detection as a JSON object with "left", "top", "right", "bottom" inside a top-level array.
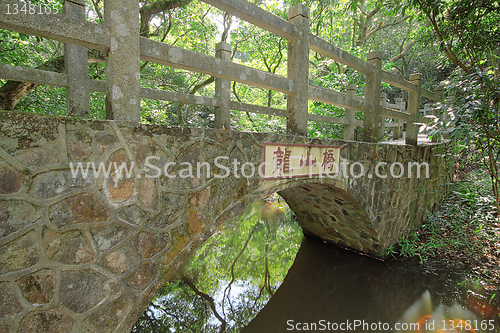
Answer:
[{"left": 0, "top": 0, "right": 444, "bottom": 144}]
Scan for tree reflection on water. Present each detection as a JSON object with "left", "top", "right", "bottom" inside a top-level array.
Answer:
[{"left": 132, "top": 197, "right": 303, "bottom": 333}]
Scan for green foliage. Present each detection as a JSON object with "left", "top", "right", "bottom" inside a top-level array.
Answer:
[
  {"left": 14, "top": 85, "right": 67, "bottom": 116},
  {"left": 406, "top": 0, "right": 500, "bottom": 216},
  {"left": 0, "top": 31, "right": 58, "bottom": 67},
  {"left": 406, "top": 0, "right": 500, "bottom": 73},
  {"left": 437, "top": 67, "right": 500, "bottom": 216},
  {"left": 393, "top": 169, "right": 499, "bottom": 263}
]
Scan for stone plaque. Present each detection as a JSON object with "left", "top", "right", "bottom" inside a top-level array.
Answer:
[{"left": 263, "top": 143, "right": 341, "bottom": 179}]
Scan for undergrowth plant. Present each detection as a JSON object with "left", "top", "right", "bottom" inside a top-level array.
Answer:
[{"left": 388, "top": 169, "right": 499, "bottom": 263}]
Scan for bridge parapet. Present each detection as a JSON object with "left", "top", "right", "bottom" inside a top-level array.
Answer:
[
  {"left": 0, "top": 0, "right": 446, "bottom": 143},
  {"left": 0, "top": 111, "right": 452, "bottom": 332}
]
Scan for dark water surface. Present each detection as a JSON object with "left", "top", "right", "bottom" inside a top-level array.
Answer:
[
  {"left": 134, "top": 200, "right": 500, "bottom": 332},
  {"left": 243, "top": 238, "right": 500, "bottom": 332}
]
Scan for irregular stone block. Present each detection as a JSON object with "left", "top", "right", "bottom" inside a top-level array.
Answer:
[
  {"left": 131, "top": 138, "right": 153, "bottom": 165},
  {"left": 0, "top": 200, "right": 40, "bottom": 239},
  {"left": 102, "top": 246, "right": 138, "bottom": 275},
  {"left": 49, "top": 193, "right": 109, "bottom": 227},
  {"left": 124, "top": 263, "right": 157, "bottom": 290},
  {"left": 15, "top": 148, "right": 60, "bottom": 168},
  {"left": 117, "top": 205, "right": 151, "bottom": 225},
  {"left": 67, "top": 140, "right": 92, "bottom": 161},
  {"left": 160, "top": 225, "right": 190, "bottom": 263},
  {"left": 18, "top": 269, "right": 54, "bottom": 304},
  {"left": 93, "top": 130, "right": 117, "bottom": 145},
  {"left": 0, "top": 231, "right": 38, "bottom": 274},
  {"left": 189, "top": 187, "right": 211, "bottom": 207},
  {"left": 29, "top": 170, "right": 94, "bottom": 199},
  {"left": 90, "top": 223, "right": 128, "bottom": 252},
  {"left": 102, "top": 149, "right": 134, "bottom": 203},
  {"left": 0, "top": 162, "right": 26, "bottom": 194},
  {"left": 132, "top": 231, "right": 170, "bottom": 259},
  {"left": 43, "top": 228, "right": 94, "bottom": 264},
  {"left": 18, "top": 310, "right": 73, "bottom": 333},
  {"left": 0, "top": 281, "right": 22, "bottom": 317},
  {"left": 59, "top": 269, "right": 120, "bottom": 313},
  {"left": 187, "top": 206, "right": 205, "bottom": 235},
  {"left": 148, "top": 194, "right": 185, "bottom": 229},
  {"left": 82, "top": 295, "right": 130, "bottom": 333},
  {"left": 139, "top": 177, "right": 157, "bottom": 210}
]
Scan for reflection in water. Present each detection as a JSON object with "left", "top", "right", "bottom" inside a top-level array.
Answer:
[
  {"left": 244, "top": 238, "right": 500, "bottom": 332},
  {"left": 133, "top": 199, "right": 500, "bottom": 333},
  {"left": 395, "top": 291, "right": 480, "bottom": 333},
  {"left": 132, "top": 198, "right": 303, "bottom": 332}
]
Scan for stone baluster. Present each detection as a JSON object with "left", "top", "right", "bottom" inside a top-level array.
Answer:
[
  {"left": 287, "top": 4, "right": 310, "bottom": 136},
  {"left": 64, "top": 0, "right": 90, "bottom": 117},
  {"left": 363, "top": 51, "right": 382, "bottom": 142},
  {"left": 104, "top": 0, "right": 141, "bottom": 121},
  {"left": 406, "top": 73, "right": 422, "bottom": 145},
  {"left": 379, "top": 92, "right": 387, "bottom": 140},
  {"left": 344, "top": 84, "right": 357, "bottom": 140},
  {"left": 214, "top": 42, "right": 232, "bottom": 129}
]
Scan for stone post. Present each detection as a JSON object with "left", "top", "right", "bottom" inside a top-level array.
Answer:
[
  {"left": 379, "top": 93, "right": 387, "bottom": 140},
  {"left": 393, "top": 97, "right": 403, "bottom": 140},
  {"left": 104, "top": 0, "right": 141, "bottom": 121},
  {"left": 287, "top": 4, "right": 310, "bottom": 136},
  {"left": 214, "top": 42, "right": 232, "bottom": 129},
  {"left": 424, "top": 103, "right": 431, "bottom": 116},
  {"left": 433, "top": 85, "right": 446, "bottom": 142},
  {"left": 436, "top": 85, "right": 445, "bottom": 102},
  {"left": 344, "top": 84, "right": 356, "bottom": 140},
  {"left": 363, "top": 51, "right": 382, "bottom": 142},
  {"left": 442, "top": 92, "right": 455, "bottom": 135},
  {"left": 406, "top": 73, "right": 422, "bottom": 146},
  {"left": 64, "top": 0, "right": 90, "bottom": 117}
]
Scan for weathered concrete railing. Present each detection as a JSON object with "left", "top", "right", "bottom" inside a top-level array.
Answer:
[{"left": 0, "top": 0, "right": 443, "bottom": 144}]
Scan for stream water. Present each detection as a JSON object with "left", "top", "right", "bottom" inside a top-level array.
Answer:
[
  {"left": 243, "top": 237, "right": 500, "bottom": 332},
  {"left": 133, "top": 199, "right": 500, "bottom": 332}
]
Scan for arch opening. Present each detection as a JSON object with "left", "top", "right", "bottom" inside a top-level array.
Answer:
[
  {"left": 279, "top": 183, "right": 382, "bottom": 255},
  {"left": 131, "top": 179, "right": 383, "bottom": 332},
  {"left": 131, "top": 195, "right": 303, "bottom": 332}
]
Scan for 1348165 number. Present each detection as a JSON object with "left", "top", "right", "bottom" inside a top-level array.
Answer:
[
  {"left": 5, "top": 3, "right": 58, "bottom": 15},
  {"left": 441, "top": 319, "right": 496, "bottom": 331}
]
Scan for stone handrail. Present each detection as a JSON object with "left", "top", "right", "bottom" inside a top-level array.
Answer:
[{"left": 0, "top": 0, "right": 444, "bottom": 144}]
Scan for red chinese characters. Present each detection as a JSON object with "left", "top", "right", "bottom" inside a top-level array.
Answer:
[
  {"left": 272, "top": 146, "right": 292, "bottom": 175},
  {"left": 321, "top": 149, "right": 337, "bottom": 172}
]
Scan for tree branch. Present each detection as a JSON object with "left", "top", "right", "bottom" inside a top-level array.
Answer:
[
  {"left": 140, "top": 0, "right": 194, "bottom": 37},
  {"left": 232, "top": 82, "right": 256, "bottom": 128},
  {"left": 181, "top": 275, "right": 227, "bottom": 333},
  {"left": 176, "top": 76, "right": 215, "bottom": 125},
  {"left": 365, "top": 16, "right": 408, "bottom": 41},
  {"left": 90, "top": 0, "right": 104, "bottom": 23},
  {"left": 422, "top": 3, "right": 472, "bottom": 74},
  {"left": 390, "top": 40, "right": 416, "bottom": 63}
]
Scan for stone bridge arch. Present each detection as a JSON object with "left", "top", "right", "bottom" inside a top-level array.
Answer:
[{"left": 0, "top": 111, "right": 451, "bottom": 332}]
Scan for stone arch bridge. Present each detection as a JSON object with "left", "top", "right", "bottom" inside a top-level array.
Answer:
[{"left": 0, "top": 111, "right": 451, "bottom": 332}]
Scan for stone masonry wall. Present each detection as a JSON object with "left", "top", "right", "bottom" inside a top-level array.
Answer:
[{"left": 0, "top": 111, "right": 452, "bottom": 332}]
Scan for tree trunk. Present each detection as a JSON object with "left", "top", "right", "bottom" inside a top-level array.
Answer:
[{"left": 0, "top": 56, "right": 65, "bottom": 110}]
